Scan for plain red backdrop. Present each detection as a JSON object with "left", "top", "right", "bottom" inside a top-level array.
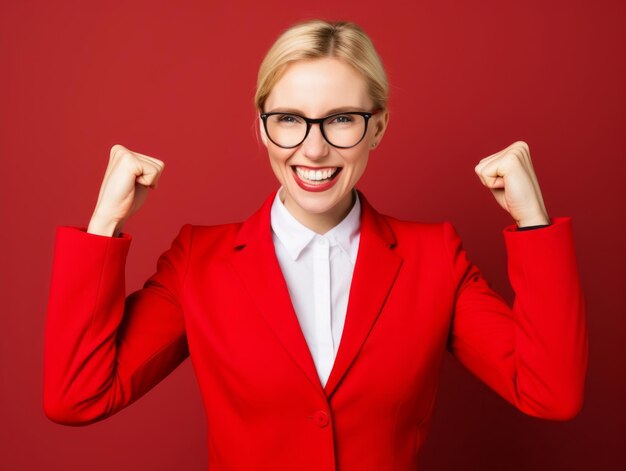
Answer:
[{"left": 1, "top": 0, "right": 624, "bottom": 469}]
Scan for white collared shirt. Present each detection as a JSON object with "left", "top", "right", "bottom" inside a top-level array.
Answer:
[{"left": 270, "top": 187, "right": 361, "bottom": 387}]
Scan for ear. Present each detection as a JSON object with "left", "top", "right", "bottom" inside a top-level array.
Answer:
[{"left": 370, "top": 110, "right": 389, "bottom": 149}]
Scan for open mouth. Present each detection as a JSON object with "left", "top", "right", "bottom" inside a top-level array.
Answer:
[
  {"left": 291, "top": 166, "right": 342, "bottom": 184},
  {"left": 290, "top": 165, "right": 343, "bottom": 192}
]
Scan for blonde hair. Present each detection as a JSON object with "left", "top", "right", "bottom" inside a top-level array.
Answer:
[{"left": 254, "top": 19, "right": 388, "bottom": 112}]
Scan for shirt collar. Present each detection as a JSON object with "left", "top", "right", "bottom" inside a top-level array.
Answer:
[{"left": 270, "top": 187, "right": 361, "bottom": 263}]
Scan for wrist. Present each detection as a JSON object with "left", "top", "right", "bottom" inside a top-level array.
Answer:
[
  {"left": 517, "top": 218, "right": 551, "bottom": 229},
  {"left": 87, "top": 215, "right": 122, "bottom": 237},
  {"left": 516, "top": 213, "right": 551, "bottom": 228}
]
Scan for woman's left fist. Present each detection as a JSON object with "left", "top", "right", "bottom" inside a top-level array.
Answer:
[{"left": 474, "top": 141, "right": 550, "bottom": 227}]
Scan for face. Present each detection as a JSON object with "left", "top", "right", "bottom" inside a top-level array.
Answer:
[{"left": 260, "top": 57, "right": 388, "bottom": 230}]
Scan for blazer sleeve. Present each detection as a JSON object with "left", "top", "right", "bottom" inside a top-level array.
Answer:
[
  {"left": 443, "top": 217, "right": 588, "bottom": 420},
  {"left": 43, "top": 224, "right": 192, "bottom": 426}
]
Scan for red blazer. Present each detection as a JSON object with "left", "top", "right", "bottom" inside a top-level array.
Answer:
[{"left": 43, "top": 189, "right": 588, "bottom": 470}]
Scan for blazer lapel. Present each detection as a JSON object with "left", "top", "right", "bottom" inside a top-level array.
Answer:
[
  {"left": 228, "top": 188, "right": 403, "bottom": 399},
  {"left": 229, "top": 189, "right": 325, "bottom": 395},
  {"left": 323, "top": 190, "right": 403, "bottom": 397}
]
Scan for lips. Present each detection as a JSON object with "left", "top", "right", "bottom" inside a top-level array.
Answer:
[{"left": 291, "top": 165, "right": 342, "bottom": 192}]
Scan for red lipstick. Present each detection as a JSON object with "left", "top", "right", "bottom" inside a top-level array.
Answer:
[{"left": 291, "top": 166, "right": 342, "bottom": 192}]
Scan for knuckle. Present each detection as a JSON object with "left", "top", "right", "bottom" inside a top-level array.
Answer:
[
  {"left": 110, "top": 144, "right": 123, "bottom": 159},
  {"left": 118, "top": 152, "right": 138, "bottom": 169},
  {"left": 508, "top": 148, "right": 524, "bottom": 161},
  {"left": 111, "top": 144, "right": 126, "bottom": 153}
]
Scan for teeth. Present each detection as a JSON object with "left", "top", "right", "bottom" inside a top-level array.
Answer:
[{"left": 295, "top": 167, "right": 337, "bottom": 181}]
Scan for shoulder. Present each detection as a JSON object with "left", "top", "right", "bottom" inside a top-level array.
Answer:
[
  {"left": 374, "top": 212, "right": 471, "bottom": 268},
  {"left": 379, "top": 212, "right": 452, "bottom": 241},
  {"left": 371, "top": 212, "right": 457, "bottom": 261},
  {"left": 166, "top": 221, "right": 243, "bottom": 261},
  {"left": 369, "top": 212, "right": 465, "bottom": 275},
  {"left": 185, "top": 221, "right": 242, "bottom": 245}
]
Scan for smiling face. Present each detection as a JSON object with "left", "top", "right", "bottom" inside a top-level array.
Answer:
[{"left": 260, "top": 57, "right": 388, "bottom": 233}]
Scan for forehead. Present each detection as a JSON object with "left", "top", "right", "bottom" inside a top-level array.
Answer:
[{"left": 264, "top": 57, "right": 371, "bottom": 115}]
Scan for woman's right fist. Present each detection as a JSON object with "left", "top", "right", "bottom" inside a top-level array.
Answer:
[{"left": 87, "top": 145, "right": 165, "bottom": 237}]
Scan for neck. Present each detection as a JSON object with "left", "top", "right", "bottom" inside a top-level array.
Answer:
[{"left": 281, "top": 189, "right": 355, "bottom": 235}]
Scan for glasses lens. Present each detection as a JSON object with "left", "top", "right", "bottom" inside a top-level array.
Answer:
[
  {"left": 264, "top": 112, "right": 368, "bottom": 148},
  {"left": 323, "top": 113, "right": 367, "bottom": 148},
  {"left": 265, "top": 114, "right": 307, "bottom": 148}
]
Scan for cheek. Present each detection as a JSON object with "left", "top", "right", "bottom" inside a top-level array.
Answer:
[
  {"left": 343, "top": 150, "right": 370, "bottom": 176},
  {"left": 267, "top": 148, "right": 284, "bottom": 164},
  {"left": 267, "top": 149, "right": 293, "bottom": 176}
]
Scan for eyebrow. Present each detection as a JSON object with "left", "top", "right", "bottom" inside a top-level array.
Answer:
[{"left": 265, "top": 106, "right": 369, "bottom": 115}]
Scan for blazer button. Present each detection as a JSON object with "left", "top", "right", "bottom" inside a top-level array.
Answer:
[{"left": 313, "top": 410, "right": 330, "bottom": 428}]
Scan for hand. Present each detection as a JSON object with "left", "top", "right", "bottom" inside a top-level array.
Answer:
[
  {"left": 87, "top": 145, "right": 165, "bottom": 236},
  {"left": 474, "top": 141, "right": 550, "bottom": 227}
]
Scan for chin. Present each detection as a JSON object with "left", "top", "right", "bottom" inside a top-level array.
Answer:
[
  {"left": 283, "top": 182, "right": 347, "bottom": 212},
  {"left": 291, "top": 191, "right": 339, "bottom": 212}
]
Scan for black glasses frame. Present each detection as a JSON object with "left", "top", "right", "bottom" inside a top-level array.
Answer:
[{"left": 259, "top": 110, "right": 380, "bottom": 149}]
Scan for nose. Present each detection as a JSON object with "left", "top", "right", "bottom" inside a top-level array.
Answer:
[{"left": 301, "top": 123, "right": 330, "bottom": 160}]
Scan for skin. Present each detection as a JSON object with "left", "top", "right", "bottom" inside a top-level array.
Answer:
[
  {"left": 88, "top": 145, "right": 164, "bottom": 237},
  {"left": 474, "top": 140, "right": 550, "bottom": 227},
  {"left": 87, "top": 61, "right": 550, "bottom": 237},
  {"left": 259, "top": 57, "right": 389, "bottom": 234}
]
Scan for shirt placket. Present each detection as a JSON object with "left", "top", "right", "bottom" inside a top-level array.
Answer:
[{"left": 313, "top": 235, "right": 334, "bottom": 387}]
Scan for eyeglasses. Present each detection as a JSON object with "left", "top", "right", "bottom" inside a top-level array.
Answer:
[{"left": 259, "top": 110, "right": 380, "bottom": 149}]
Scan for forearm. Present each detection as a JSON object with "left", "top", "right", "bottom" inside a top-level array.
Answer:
[{"left": 43, "top": 227, "right": 132, "bottom": 425}]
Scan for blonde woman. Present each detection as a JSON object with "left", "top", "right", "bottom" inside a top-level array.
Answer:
[{"left": 44, "top": 19, "right": 588, "bottom": 470}]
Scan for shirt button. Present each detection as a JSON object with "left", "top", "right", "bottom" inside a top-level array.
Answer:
[
  {"left": 317, "top": 237, "right": 327, "bottom": 246},
  {"left": 313, "top": 410, "right": 330, "bottom": 427}
]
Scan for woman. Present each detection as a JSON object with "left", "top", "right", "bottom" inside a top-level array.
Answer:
[{"left": 43, "top": 19, "right": 588, "bottom": 470}]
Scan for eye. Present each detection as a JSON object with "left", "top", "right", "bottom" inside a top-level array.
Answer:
[
  {"left": 329, "top": 114, "right": 355, "bottom": 125},
  {"left": 276, "top": 114, "right": 303, "bottom": 125}
]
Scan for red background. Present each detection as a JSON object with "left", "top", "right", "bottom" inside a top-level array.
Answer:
[{"left": 1, "top": 0, "right": 624, "bottom": 469}]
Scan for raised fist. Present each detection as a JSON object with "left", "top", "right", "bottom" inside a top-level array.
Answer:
[
  {"left": 87, "top": 145, "right": 165, "bottom": 237},
  {"left": 474, "top": 141, "right": 550, "bottom": 227}
]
